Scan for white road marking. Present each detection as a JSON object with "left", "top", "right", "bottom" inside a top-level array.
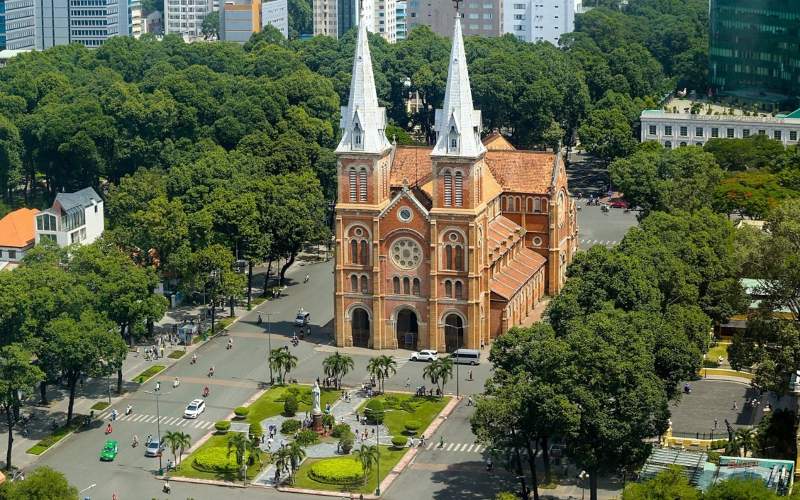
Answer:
[
  {"left": 426, "top": 442, "right": 434, "bottom": 450},
  {"left": 466, "top": 444, "right": 475, "bottom": 452},
  {"left": 445, "top": 443, "right": 454, "bottom": 451}
]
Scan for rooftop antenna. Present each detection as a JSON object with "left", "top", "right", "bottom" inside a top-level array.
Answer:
[{"left": 453, "top": 0, "right": 462, "bottom": 14}]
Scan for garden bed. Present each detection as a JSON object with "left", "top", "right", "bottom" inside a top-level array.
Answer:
[
  {"left": 131, "top": 365, "right": 165, "bottom": 384},
  {"left": 167, "top": 350, "right": 186, "bottom": 359},
  {"left": 90, "top": 401, "right": 110, "bottom": 411},
  {"left": 26, "top": 417, "right": 85, "bottom": 455},
  {"left": 358, "top": 393, "right": 450, "bottom": 438},
  {"left": 171, "top": 434, "right": 266, "bottom": 482},
  {"left": 293, "top": 446, "right": 406, "bottom": 494},
  {"left": 245, "top": 384, "right": 338, "bottom": 424}
]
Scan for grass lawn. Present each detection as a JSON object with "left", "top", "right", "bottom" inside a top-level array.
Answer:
[
  {"left": 171, "top": 434, "right": 267, "bottom": 482},
  {"left": 131, "top": 365, "right": 165, "bottom": 384},
  {"left": 167, "top": 350, "right": 186, "bottom": 359},
  {"left": 293, "top": 445, "right": 406, "bottom": 494},
  {"left": 246, "top": 384, "right": 339, "bottom": 424},
  {"left": 358, "top": 393, "right": 450, "bottom": 438},
  {"left": 252, "top": 297, "right": 266, "bottom": 306},
  {"left": 27, "top": 417, "right": 84, "bottom": 455},
  {"left": 703, "top": 343, "right": 731, "bottom": 368},
  {"left": 90, "top": 401, "right": 110, "bottom": 411}
]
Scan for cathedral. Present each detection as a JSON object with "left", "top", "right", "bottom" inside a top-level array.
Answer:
[{"left": 333, "top": 15, "right": 578, "bottom": 352}]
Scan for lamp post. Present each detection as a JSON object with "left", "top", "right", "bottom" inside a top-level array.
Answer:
[
  {"left": 144, "top": 382, "right": 169, "bottom": 473},
  {"left": 579, "top": 470, "right": 589, "bottom": 500},
  {"left": 264, "top": 312, "right": 273, "bottom": 384},
  {"left": 369, "top": 407, "right": 395, "bottom": 496}
]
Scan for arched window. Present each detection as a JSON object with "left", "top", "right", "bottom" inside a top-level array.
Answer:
[
  {"left": 449, "top": 125, "right": 458, "bottom": 151},
  {"left": 454, "top": 281, "right": 463, "bottom": 300},
  {"left": 350, "top": 240, "right": 359, "bottom": 264},
  {"left": 349, "top": 169, "right": 357, "bottom": 202},
  {"left": 443, "top": 172, "right": 453, "bottom": 207},
  {"left": 454, "top": 172, "right": 463, "bottom": 207},
  {"left": 445, "top": 245, "right": 453, "bottom": 269},
  {"left": 541, "top": 198, "right": 548, "bottom": 213},
  {"left": 533, "top": 198, "right": 541, "bottom": 213},
  {"left": 412, "top": 278, "right": 420, "bottom": 296},
  {"left": 360, "top": 240, "right": 369, "bottom": 266},
  {"left": 403, "top": 277, "right": 411, "bottom": 295},
  {"left": 360, "top": 276, "right": 369, "bottom": 294},
  {"left": 358, "top": 169, "right": 367, "bottom": 201},
  {"left": 353, "top": 122, "right": 362, "bottom": 149},
  {"left": 393, "top": 276, "right": 401, "bottom": 294},
  {"left": 444, "top": 280, "right": 452, "bottom": 297},
  {"left": 665, "top": 141, "right": 672, "bottom": 149},
  {"left": 350, "top": 275, "right": 358, "bottom": 292},
  {"left": 454, "top": 245, "right": 464, "bottom": 271}
]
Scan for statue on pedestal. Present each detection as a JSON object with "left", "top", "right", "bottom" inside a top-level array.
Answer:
[{"left": 312, "top": 381, "right": 322, "bottom": 416}]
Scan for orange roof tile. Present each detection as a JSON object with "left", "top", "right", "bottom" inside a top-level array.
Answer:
[
  {"left": 0, "top": 208, "right": 39, "bottom": 248},
  {"left": 482, "top": 132, "right": 516, "bottom": 151},
  {"left": 487, "top": 215, "right": 523, "bottom": 261},
  {"left": 490, "top": 248, "right": 546, "bottom": 300},
  {"left": 485, "top": 150, "right": 556, "bottom": 193},
  {"left": 390, "top": 146, "right": 433, "bottom": 187}
]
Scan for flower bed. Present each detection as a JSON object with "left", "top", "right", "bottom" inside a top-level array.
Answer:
[
  {"left": 192, "top": 445, "right": 241, "bottom": 473},
  {"left": 308, "top": 457, "right": 365, "bottom": 485},
  {"left": 131, "top": 365, "right": 165, "bottom": 384}
]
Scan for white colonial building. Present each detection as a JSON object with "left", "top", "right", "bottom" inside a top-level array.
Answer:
[
  {"left": 35, "top": 188, "right": 105, "bottom": 247},
  {"left": 640, "top": 108, "right": 800, "bottom": 149}
]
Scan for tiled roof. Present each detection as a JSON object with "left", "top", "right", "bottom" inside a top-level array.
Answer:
[
  {"left": 487, "top": 215, "right": 522, "bottom": 261},
  {"left": 0, "top": 208, "right": 39, "bottom": 248},
  {"left": 55, "top": 187, "right": 101, "bottom": 212},
  {"left": 490, "top": 247, "right": 546, "bottom": 300},
  {"left": 485, "top": 150, "right": 556, "bottom": 193},
  {"left": 482, "top": 132, "right": 516, "bottom": 151},
  {"left": 391, "top": 146, "right": 433, "bottom": 187}
]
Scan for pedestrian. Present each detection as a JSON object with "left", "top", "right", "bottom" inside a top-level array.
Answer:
[
  {"left": 113, "top": 493, "right": 117, "bottom": 500},
  {"left": 439, "top": 435, "right": 444, "bottom": 448},
  {"left": 733, "top": 400, "right": 738, "bottom": 410},
  {"left": 713, "top": 418, "right": 718, "bottom": 430},
  {"left": 405, "top": 378, "right": 411, "bottom": 389},
  {"left": 106, "top": 423, "right": 113, "bottom": 434},
  {"left": 468, "top": 370, "right": 473, "bottom": 381},
  {"left": 467, "top": 396, "right": 473, "bottom": 406}
]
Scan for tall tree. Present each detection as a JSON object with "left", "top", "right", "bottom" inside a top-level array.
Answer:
[
  {"left": 0, "top": 466, "right": 79, "bottom": 499},
  {"left": 0, "top": 344, "right": 44, "bottom": 470}
]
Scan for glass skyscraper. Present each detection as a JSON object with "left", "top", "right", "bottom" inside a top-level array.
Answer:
[{"left": 709, "top": 0, "right": 800, "bottom": 103}]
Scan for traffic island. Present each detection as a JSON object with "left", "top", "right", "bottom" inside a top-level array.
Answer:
[
  {"left": 26, "top": 416, "right": 86, "bottom": 456},
  {"left": 131, "top": 365, "right": 166, "bottom": 384}
]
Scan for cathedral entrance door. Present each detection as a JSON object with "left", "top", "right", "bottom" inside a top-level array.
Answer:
[
  {"left": 444, "top": 314, "right": 464, "bottom": 353},
  {"left": 396, "top": 309, "right": 418, "bottom": 350},
  {"left": 351, "top": 308, "right": 370, "bottom": 348}
]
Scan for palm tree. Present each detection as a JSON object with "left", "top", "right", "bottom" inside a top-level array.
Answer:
[
  {"left": 378, "top": 355, "right": 397, "bottom": 393},
  {"left": 286, "top": 441, "right": 307, "bottom": 484},
  {"left": 366, "top": 357, "right": 383, "bottom": 392},
  {"left": 163, "top": 430, "right": 192, "bottom": 465},
  {"left": 323, "top": 352, "right": 354, "bottom": 389},
  {"left": 269, "top": 348, "right": 284, "bottom": 383},
  {"left": 269, "top": 348, "right": 298, "bottom": 384},
  {"left": 423, "top": 357, "right": 453, "bottom": 397},
  {"left": 355, "top": 444, "right": 380, "bottom": 485},
  {"left": 227, "top": 432, "right": 248, "bottom": 479},
  {"left": 733, "top": 428, "right": 757, "bottom": 457}
]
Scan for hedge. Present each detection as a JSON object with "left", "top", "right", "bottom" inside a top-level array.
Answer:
[
  {"left": 215, "top": 420, "right": 231, "bottom": 433},
  {"left": 283, "top": 394, "right": 299, "bottom": 417},
  {"left": 249, "top": 421, "right": 263, "bottom": 440},
  {"left": 339, "top": 431, "right": 355, "bottom": 454},
  {"left": 308, "top": 457, "right": 365, "bottom": 485},
  {"left": 281, "top": 419, "right": 302, "bottom": 434},
  {"left": 192, "top": 446, "right": 240, "bottom": 473},
  {"left": 295, "top": 429, "right": 319, "bottom": 446},
  {"left": 364, "top": 399, "right": 385, "bottom": 424},
  {"left": 391, "top": 436, "right": 408, "bottom": 448},
  {"left": 331, "top": 423, "right": 351, "bottom": 438},
  {"left": 234, "top": 406, "right": 250, "bottom": 418},
  {"left": 404, "top": 420, "right": 421, "bottom": 435}
]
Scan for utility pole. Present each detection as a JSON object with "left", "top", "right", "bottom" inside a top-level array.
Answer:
[{"left": 264, "top": 312, "right": 273, "bottom": 384}]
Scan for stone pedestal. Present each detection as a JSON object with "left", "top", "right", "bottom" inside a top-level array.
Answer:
[{"left": 312, "top": 411, "right": 324, "bottom": 434}]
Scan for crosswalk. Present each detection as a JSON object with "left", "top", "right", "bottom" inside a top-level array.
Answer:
[
  {"left": 579, "top": 239, "right": 617, "bottom": 247},
  {"left": 98, "top": 411, "right": 215, "bottom": 430},
  {"left": 425, "top": 442, "right": 486, "bottom": 454}
]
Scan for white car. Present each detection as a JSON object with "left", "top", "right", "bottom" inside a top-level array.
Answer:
[
  {"left": 183, "top": 399, "right": 206, "bottom": 419},
  {"left": 410, "top": 350, "right": 438, "bottom": 362}
]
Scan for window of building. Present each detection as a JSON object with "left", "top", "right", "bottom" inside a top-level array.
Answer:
[
  {"left": 679, "top": 142, "right": 687, "bottom": 147},
  {"left": 758, "top": 130, "right": 766, "bottom": 136},
  {"left": 403, "top": 277, "right": 410, "bottom": 295},
  {"left": 36, "top": 213, "right": 57, "bottom": 231},
  {"left": 8, "top": 250, "right": 16, "bottom": 260},
  {"left": 358, "top": 169, "right": 367, "bottom": 201},
  {"left": 679, "top": 126, "right": 688, "bottom": 137},
  {"left": 513, "top": 3, "right": 524, "bottom": 8},
  {"left": 743, "top": 129, "right": 750, "bottom": 138},
  {"left": 412, "top": 278, "right": 420, "bottom": 296},
  {"left": 664, "top": 141, "right": 672, "bottom": 149},
  {"left": 695, "top": 127, "right": 703, "bottom": 137},
  {"left": 648, "top": 125, "right": 656, "bottom": 135},
  {"left": 443, "top": 172, "right": 452, "bottom": 206},
  {"left": 360, "top": 276, "right": 369, "bottom": 294},
  {"left": 360, "top": 240, "right": 369, "bottom": 265},
  {"left": 350, "top": 240, "right": 358, "bottom": 263},
  {"left": 664, "top": 126, "right": 672, "bottom": 136},
  {"left": 445, "top": 245, "right": 453, "bottom": 269},
  {"left": 791, "top": 131, "right": 798, "bottom": 141},
  {"left": 351, "top": 275, "right": 358, "bottom": 292},
  {"left": 454, "top": 172, "right": 463, "bottom": 207},
  {"left": 454, "top": 281, "right": 463, "bottom": 300},
  {"left": 774, "top": 130, "right": 782, "bottom": 140},
  {"left": 727, "top": 128, "right": 735, "bottom": 138},
  {"left": 711, "top": 128, "right": 719, "bottom": 138},
  {"left": 393, "top": 276, "right": 400, "bottom": 294},
  {"left": 444, "top": 280, "right": 452, "bottom": 297},
  {"left": 454, "top": 245, "right": 464, "bottom": 270}
]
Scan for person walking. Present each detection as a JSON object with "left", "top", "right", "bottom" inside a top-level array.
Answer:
[
  {"left": 732, "top": 400, "right": 738, "bottom": 410},
  {"left": 713, "top": 418, "right": 718, "bottom": 430}
]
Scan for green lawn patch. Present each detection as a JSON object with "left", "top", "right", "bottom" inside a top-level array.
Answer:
[
  {"left": 358, "top": 393, "right": 449, "bottom": 438},
  {"left": 167, "top": 350, "right": 186, "bottom": 359},
  {"left": 703, "top": 343, "right": 731, "bottom": 368},
  {"left": 246, "top": 384, "right": 338, "bottom": 424},
  {"left": 171, "top": 434, "right": 267, "bottom": 482},
  {"left": 252, "top": 297, "right": 266, "bottom": 306},
  {"left": 213, "top": 317, "right": 234, "bottom": 334},
  {"left": 293, "top": 445, "right": 406, "bottom": 494},
  {"left": 90, "top": 401, "right": 110, "bottom": 411},
  {"left": 131, "top": 365, "right": 166, "bottom": 384},
  {"left": 26, "top": 417, "right": 84, "bottom": 455}
]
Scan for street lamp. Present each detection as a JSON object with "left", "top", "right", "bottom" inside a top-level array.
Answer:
[
  {"left": 144, "top": 381, "right": 170, "bottom": 473},
  {"left": 264, "top": 312, "right": 273, "bottom": 384},
  {"left": 578, "top": 470, "right": 589, "bottom": 500},
  {"left": 366, "top": 407, "right": 395, "bottom": 496}
]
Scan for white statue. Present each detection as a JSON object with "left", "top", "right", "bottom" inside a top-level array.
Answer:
[{"left": 312, "top": 381, "right": 321, "bottom": 415}]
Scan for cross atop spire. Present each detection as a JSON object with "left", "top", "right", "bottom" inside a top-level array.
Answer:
[
  {"left": 452, "top": 0, "right": 462, "bottom": 12},
  {"left": 335, "top": 14, "right": 390, "bottom": 155},
  {"left": 431, "top": 16, "right": 485, "bottom": 159}
]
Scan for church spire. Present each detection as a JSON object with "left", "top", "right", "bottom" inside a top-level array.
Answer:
[
  {"left": 431, "top": 15, "right": 485, "bottom": 158},
  {"left": 336, "top": 17, "right": 390, "bottom": 155}
]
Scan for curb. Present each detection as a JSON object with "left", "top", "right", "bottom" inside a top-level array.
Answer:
[
  {"left": 276, "top": 485, "right": 378, "bottom": 498},
  {"left": 163, "top": 475, "right": 247, "bottom": 488}
]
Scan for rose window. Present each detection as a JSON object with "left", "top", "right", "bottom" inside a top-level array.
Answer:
[{"left": 390, "top": 238, "right": 422, "bottom": 269}]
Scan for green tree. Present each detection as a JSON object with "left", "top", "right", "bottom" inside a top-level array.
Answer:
[
  {"left": 201, "top": 11, "right": 219, "bottom": 39},
  {"left": 578, "top": 108, "right": 637, "bottom": 164},
  {"left": 163, "top": 430, "right": 191, "bottom": 465},
  {"left": 621, "top": 466, "right": 700, "bottom": 500},
  {"left": 704, "top": 477, "right": 780, "bottom": 500},
  {"left": 355, "top": 444, "right": 379, "bottom": 485},
  {"left": 269, "top": 348, "right": 298, "bottom": 384},
  {"left": 0, "top": 466, "right": 78, "bottom": 499},
  {"left": 704, "top": 135, "right": 786, "bottom": 172},
  {"left": 323, "top": 352, "right": 355, "bottom": 390},
  {"left": 366, "top": 355, "right": 397, "bottom": 394},
  {"left": 285, "top": 441, "right": 306, "bottom": 484},
  {"left": 0, "top": 115, "right": 23, "bottom": 202},
  {"left": 227, "top": 431, "right": 248, "bottom": 480},
  {"left": 0, "top": 344, "right": 44, "bottom": 470},
  {"left": 422, "top": 357, "right": 453, "bottom": 397}
]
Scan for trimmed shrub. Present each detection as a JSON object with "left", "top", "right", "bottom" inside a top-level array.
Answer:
[
  {"left": 331, "top": 423, "right": 351, "bottom": 438},
  {"left": 308, "top": 457, "right": 364, "bottom": 485},
  {"left": 281, "top": 419, "right": 302, "bottom": 434},
  {"left": 249, "top": 421, "right": 263, "bottom": 441},
  {"left": 496, "top": 493, "right": 517, "bottom": 500},
  {"left": 286, "top": 386, "right": 300, "bottom": 397},
  {"left": 391, "top": 436, "right": 408, "bottom": 448},
  {"left": 322, "top": 413, "right": 335, "bottom": 428},
  {"left": 404, "top": 420, "right": 421, "bottom": 435},
  {"left": 214, "top": 420, "right": 231, "bottom": 433},
  {"left": 283, "top": 394, "right": 299, "bottom": 417},
  {"left": 364, "top": 399, "right": 385, "bottom": 424},
  {"left": 339, "top": 431, "right": 355, "bottom": 454},
  {"left": 295, "top": 429, "right": 320, "bottom": 446},
  {"left": 192, "top": 446, "right": 239, "bottom": 473},
  {"left": 233, "top": 406, "right": 250, "bottom": 418}
]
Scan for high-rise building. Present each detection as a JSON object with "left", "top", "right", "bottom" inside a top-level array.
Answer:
[
  {"left": 37, "top": 0, "right": 128, "bottom": 48},
  {"left": 313, "top": 0, "right": 395, "bottom": 41},
  {"left": 407, "top": 0, "right": 500, "bottom": 38},
  {"left": 395, "top": 0, "right": 406, "bottom": 40},
  {"left": 220, "top": 0, "right": 260, "bottom": 41},
  {"left": 164, "top": 0, "right": 215, "bottom": 38},
  {"left": 502, "top": 0, "right": 574, "bottom": 44},
  {"left": 709, "top": 0, "right": 800, "bottom": 103},
  {"left": 375, "top": 0, "right": 394, "bottom": 42},
  {"left": 1, "top": 0, "right": 36, "bottom": 49},
  {"left": 129, "top": 0, "right": 143, "bottom": 36},
  {"left": 262, "top": 0, "right": 287, "bottom": 37}
]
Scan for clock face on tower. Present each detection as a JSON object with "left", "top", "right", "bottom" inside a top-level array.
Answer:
[{"left": 390, "top": 238, "right": 422, "bottom": 270}]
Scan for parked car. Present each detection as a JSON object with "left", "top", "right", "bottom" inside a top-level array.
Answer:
[
  {"left": 409, "top": 350, "right": 438, "bottom": 362},
  {"left": 449, "top": 348, "right": 481, "bottom": 365},
  {"left": 294, "top": 310, "right": 311, "bottom": 327},
  {"left": 144, "top": 439, "right": 164, "bottom": 457},
  {"left": 183, "top": 398, "right": 206, "bottom": 419},
  {"left": 609, "top": 200, "right": 629, "bottom": 209},
  {"left": 100, "top": 439, "right": 118, "bottom": 461}
]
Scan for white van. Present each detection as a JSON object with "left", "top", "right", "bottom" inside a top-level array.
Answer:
[{"left": 450, "top": 348, "right": 480, "bottom": 365}]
